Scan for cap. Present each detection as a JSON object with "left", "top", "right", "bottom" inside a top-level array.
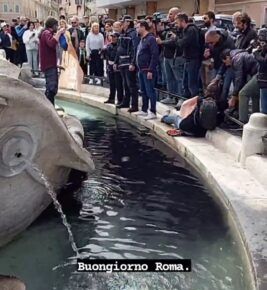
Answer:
[
  {"left": 122, "top": 15, "right": 133, "bottom": 22},
  {"left": 0, "top": 22, "right": 7, "bottom": 28}
]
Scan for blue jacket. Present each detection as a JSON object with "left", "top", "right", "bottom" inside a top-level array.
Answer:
[{"left": 136, "top": 33, "right": 159, "bottom": 72}]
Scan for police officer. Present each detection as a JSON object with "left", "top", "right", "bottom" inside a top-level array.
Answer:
[
  {"left": 114, "top": 15, "right": 140, "bottom": 113},
  {"left": 104, "top": 32, "right": 123, "bottom": 104}
]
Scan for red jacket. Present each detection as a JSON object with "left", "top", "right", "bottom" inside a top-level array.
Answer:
[{"left": 39, "top": 29, "right": 58, "bottom": 72}]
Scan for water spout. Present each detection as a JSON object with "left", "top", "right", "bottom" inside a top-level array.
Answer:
[{"left": 28, "top": 163, "right": 80, "bottom": 258}]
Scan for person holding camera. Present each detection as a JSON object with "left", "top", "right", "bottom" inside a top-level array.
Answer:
[
  {"left": 156, "top": 7, "right": 183, "bottom": 104},
  {"left": 174, "top": 13, "right": 203, "bottom": 101},
  {"left": 23, "top": 21, "right": 39, "bottom": 76}
]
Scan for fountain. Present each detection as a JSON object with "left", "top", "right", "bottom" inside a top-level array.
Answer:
[{"left": 0, "top": 68, "right": 94, "bottom": 247}]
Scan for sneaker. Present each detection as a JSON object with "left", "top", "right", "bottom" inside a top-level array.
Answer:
[
  {"left": 175, "top": 99, "right": 184, "bottom": 110},
  {"left": 160, "top": 97, "right": 176, "bottom": 105},
  {"left": 134, "top": 111, "right": 148, "bottom": 116},
  {"left": 89, "top": 79, "right": 93, "bottom": 85},
  {"left": 144, "top": 111, "right": 157, "bottom": 120},
  {"left": 95, "top": 78, "right": 101, "bottom": 85}
]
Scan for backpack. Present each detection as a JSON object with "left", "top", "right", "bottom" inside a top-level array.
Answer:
[{"left": 195, "top": 97, "right": 218, "bottom": 130}]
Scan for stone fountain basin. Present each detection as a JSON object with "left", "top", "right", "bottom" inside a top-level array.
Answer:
[{"left": 0, "top": 75, "right": 94, "bottom": 247}]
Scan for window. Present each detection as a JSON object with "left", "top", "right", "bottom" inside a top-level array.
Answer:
[
  {"left": 15, "top": 4, "right": 20, "bottom": 13},
  {"left": 75, "top": 0, "right": 83, "bottom": 5},
  {"left": 3, "top": 4, "right": 8, "bottom": 13}
]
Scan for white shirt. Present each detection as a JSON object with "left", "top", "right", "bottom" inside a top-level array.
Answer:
[
  {"left": 23, "top": 30, "right": 39, "bottom": 50},
  {"left": 86, "top": 32, "right": 104, "bottom": 55}
]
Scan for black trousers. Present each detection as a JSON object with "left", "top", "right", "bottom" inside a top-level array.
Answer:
[
  {"left": 44, "top": 67, "right": 58, "bottom": 106},
  {"left": 108, "top": 67, "right": 123, "bottom": 103},
  {"left": 4, "top": 47, "right": 14, "bottom": 63},
  {"left": 119, "top": 66, "right": 138, "bottom": 109},
  {"left": 89, "top": 50, "right": 104, "bottom": 77}
]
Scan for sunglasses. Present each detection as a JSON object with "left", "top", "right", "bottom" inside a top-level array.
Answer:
[{"left": 71, "top": 22, "right": 77, "bottom": 24}]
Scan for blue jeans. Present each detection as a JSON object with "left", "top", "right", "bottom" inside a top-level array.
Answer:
[
  {"left": 221, "top": 67, "right": 234, "bottom": 102},
  {"left": 164, "top": 57, "right": 184, "bottom": 95},
  {"left": 183, "top": 58, "right": 201, "bottom": 98},
  {"left": 260, "top": 88, "right": 267, "bottom": 114},
  {"left": 162, "top": 114, "right": 183, "bottom": 128},
  {"left": 138, "top": 71, "right": 157, "bottom": 114},
  {"left": 157, "top": 55, "right": 166, "bottom": 87}
]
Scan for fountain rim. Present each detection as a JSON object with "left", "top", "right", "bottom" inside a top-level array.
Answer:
[{"left": 57, "top": 87, "right": 267, "bottom": 290}]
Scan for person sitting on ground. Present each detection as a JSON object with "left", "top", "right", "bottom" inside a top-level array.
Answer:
[{"left": 161, "top": 83, "right": 218, "bottom": 137}]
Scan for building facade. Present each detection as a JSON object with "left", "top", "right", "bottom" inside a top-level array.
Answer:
[
  {"left": 58, "top": 0, "right": 106, "bottom": 21},
  {"left": 95, "top": 0, "right": 266, "bottom": 27},
  {"left": 84, "top": 0, "right": 106, "bottom": 17},
  {"left": 0, "top": 0, "right": 59, "bottom": 23},
  {"left": 95, "top": 0, "right": 211, "bottom": 20},
  {"left": 58, "top": 0, "right": 85, "bottom": 19},
  {"left": 214, "top": 0, "right": 267, "bottom": 27}
]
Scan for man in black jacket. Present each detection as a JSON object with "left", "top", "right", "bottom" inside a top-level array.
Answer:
[
  {"left": 205, "top": 30, "right": 236, "bottom": 108},
  {"left": 174, "top": 13, "right": 203, "bottom": 99},
  {"left": 104, "top": 32, "right": 123, "bottom": 105},
  {"left": 235, "top": 13, "right": 257, "bottom": 49},
  {"left": 114, "top": 15, "right": 140, "bottom": 113},
  {"left": 156, "top": 7, "right": 183, "bottom": 104},
  {"left": 68, "top": 16, "right": 85, "bottom": 56}
]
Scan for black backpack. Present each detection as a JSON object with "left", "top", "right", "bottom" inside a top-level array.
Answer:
[{"left": 195, "top": 97, "right": 218, "bottom": 130}]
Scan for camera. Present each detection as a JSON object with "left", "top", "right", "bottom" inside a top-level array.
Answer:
[{"left": 152, "top": 12, "right": 163, "bottom": 23}]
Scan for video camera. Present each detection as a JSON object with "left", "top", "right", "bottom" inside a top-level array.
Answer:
[{"left": 152, "top": 12, "right": 164, "bottom": 23}]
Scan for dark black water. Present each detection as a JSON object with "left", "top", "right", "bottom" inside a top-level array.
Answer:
[{"left": 0, "top": 100, "right": 251, "bottom": 290}]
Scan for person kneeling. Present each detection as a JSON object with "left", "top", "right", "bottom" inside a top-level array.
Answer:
[{"left": 161, "top": 85, "right": 218, "bottom": 137}]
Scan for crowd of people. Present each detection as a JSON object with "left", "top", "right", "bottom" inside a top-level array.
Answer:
[{"left": 0, "top": 8, "right": 267, "bottom": 137}]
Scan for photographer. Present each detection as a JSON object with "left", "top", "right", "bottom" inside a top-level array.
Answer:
[
  {"left": 23, "top": 21, "right": 39, "bottom": 76},
  {"left": 174, "top": 13, "right": 203, "bottom": 100},
  {"left": 156, "top": 7, "right": 183, "bottom": 104}
]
